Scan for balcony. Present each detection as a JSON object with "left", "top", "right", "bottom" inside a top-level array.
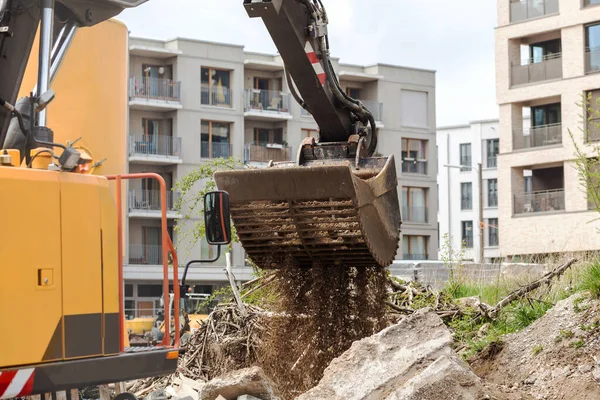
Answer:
[
  {"left": 513, "top": 123, "right": 562, "bottom": 150},
  {"left": 128, "top": 135, "right": 182, "bottom": 165},
  {"left": 245, "top": 142, "right": 292, "bottom": 164},
  {"left": 403, "top": 253, "right": 429, "bottom": 261},
  {"left": 359, "top": 100, "right": 384, "bottom": 124},
  {"left": 201, "top": 141, "right": 232, "bottom": 159},
  {"left": 201, "top": 84, "right": 232, "bottom": 108},
  {"left": 402, "top": 159, "right": 427, "bottom": 175},
  {"left": 129, "top": 77, "right": 182, "bottom": 111},
  {"left": 128, "top": 190, "right": 180, "bottom": 219},
  {"left": 510, "top": 53, "right": 562, "bottom": 87},
  {"left": 514, "top": 189, "right": 565, "bottom": 214},
  {"left": 402, "top": 205, "right": 427, "bottom": 223},
  {"left": 244, "top": 89, "right": 292, "bottom": 121},
  {"left": 129, "top": 244, "right": 163, "bottom": 265},
  {"left": 585, "top": 47, "right": 600, "bottom": 74},
  {"left": 510, "top": 0, "right": 558, "bottom": 23}
]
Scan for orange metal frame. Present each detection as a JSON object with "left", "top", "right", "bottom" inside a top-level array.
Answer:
[{"left": 106, "top": 173, "right": 180, "bottom": 351}]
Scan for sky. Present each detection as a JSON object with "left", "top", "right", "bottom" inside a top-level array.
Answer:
[{"left": 116, "top": 0, "right": 499, "bottom": 128}]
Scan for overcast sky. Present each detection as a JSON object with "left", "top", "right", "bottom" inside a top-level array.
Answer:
[{"left": 116, "top": 0, "right": 498, "bottom": 128}]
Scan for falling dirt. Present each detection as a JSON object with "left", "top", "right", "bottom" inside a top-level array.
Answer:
[{"left": 257, "top": 259, "right": 390, "bottom": 399}]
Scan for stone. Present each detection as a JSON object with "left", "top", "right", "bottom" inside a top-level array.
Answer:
[
  {"left": 593, "top": 367, "right": 600, "bottom": 382},
  {"left": 199, "top": 367, "right": 280, "bottom": 400},
  {"left": 147, "top": 389, "right": 168, "bottom": 400},
  {"left": 579, "top": 364, "right": 593, "bottom": 374},
  {"left": 296, "top": 308, "right": 488, "bottom": 400}
]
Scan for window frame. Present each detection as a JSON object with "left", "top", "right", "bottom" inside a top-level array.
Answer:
[
  {"left": 402, "top": 187, "right": 428, "bottom": 223},
  {"left": 402, "top": 235, "right": 429, "bottom": 260},
  {"left": 486, "top": 139, "right": 499, "bottom": 168},
  {"left": 487, "top": 178, "right": 498, "bottom": 208},
  {"left": 201, "top": 66, "right": 233, "bottom": 107},
  {"left": 488, "top": 218, "right": 499, "bottom": 247},
  {"left": 401, "top": 138, "right": 428, "bottom": 174},
  {"left": 461, "top": 220, "right": 474, "bottom": 248},
  {"left": 201, "top": 120, "right": 232, "bottom": 158},
  {"left": 459, "top": 143, "right": 472, "bottom": 171},
  {"left": 461, "top": 182, "right": 473, "bottom": 210}
]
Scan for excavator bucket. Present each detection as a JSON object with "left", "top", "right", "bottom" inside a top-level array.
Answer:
[{"left": 213, "top": 155, "right": 401, "bottom": 269}]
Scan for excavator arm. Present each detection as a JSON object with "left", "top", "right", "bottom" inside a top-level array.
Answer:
[{"left": 213, "top": 0, "right": 402, "bottom": 270}]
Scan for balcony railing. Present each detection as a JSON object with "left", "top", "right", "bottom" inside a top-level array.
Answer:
[
  {"left": 461, "top": 197, "right": 473, "bottom": 210},
  {"left": 585, "top": 47, "right": 600, "bottom": 74},
  {"left": 487, "top": 156, "right": 497, "bottom": 169},
  {"left": 403, "top": 253, "right": 429, "bottom": 261},
  {"left": 128, "top": 190, "right": 179, "bottom": 212},
  {"left": 201, "top": 141, "right": 232, "bottom": 159},
  {"left": 402, "top": 159, "right": 427, "bottom": 175},
  {"left": 129, "top": 244, "right": 163, "bottom": 265},
  {"left": 201, "top": 84, "right": 232, "bottom": 107},
  {"left": 244, "top": 89, "right": 291, "bottom": 114},
  {"left": 129, "top": 135, "right": 181, "bottom": 158},
  {"left": 514, "top": 189, "right": 565, "bottom": 214},
  {"left": 359, "top": 100, "right": 384, "bottom": 122},
  {"left": 462, "top": 236, "right": 474, "bottom": 248},
  {"left": 513, "top": 123, "right": 562, "bottom": 150},
  {"left": 129, "top": 76, "right": 181, "bottom": 102},
  {"left": 245, "top": 142, "right": 292, "bottom": 163},
  {"left": 402, "top": 205, "right": 427, "bottom": 223},
  {"left": 511, "top": 53, "right": 562, "bottom": 86},
  {"left": 510, "top": 0, "right": 558, "bottom": 23}
]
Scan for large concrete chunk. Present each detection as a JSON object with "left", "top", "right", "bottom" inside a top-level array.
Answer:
[
  {"left": 199, "top": 366, "right": 280, "bottom": 400},
  {"left": 296, "top": 308, "right": 487, "bottom": 400}
]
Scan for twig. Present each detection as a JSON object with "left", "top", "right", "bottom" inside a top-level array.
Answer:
[{"left": 385, "top": 301, "right": 414, "bottom": 314}]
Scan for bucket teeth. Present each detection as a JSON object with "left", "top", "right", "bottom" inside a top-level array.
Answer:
[{"left": 214, "top": 157, "right": 401, "bottom": 269}]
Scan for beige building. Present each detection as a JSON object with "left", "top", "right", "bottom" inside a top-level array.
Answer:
[{"left": 495, "top": 0, "right": 600, "bottom": 259}]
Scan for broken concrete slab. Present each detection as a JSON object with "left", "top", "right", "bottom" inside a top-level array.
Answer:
[{"left": 199, "top": 367, "right": 280, "bottom": 400}]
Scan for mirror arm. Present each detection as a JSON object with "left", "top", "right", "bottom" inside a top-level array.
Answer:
[{"left": 180, "top": 245, "right": 222, "bottom": 295}]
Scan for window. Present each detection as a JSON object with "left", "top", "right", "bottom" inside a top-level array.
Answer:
[
  {"left": 402, "top": 235, "right": 428, "bottom": 260},
  {"left": 488, "top": 218, "right": 499, "bottom": 247},
  {"left": 201, "top": 121, "right": 231, "bottom": 158},
  {"left": 401, "top": 90, "right": 428, "bottom": 128},
  {"left": 346, "top": 87, "right": 361, "bottom": 99},
  {"left": 461, "top": 221, "right": 473, "bottom": 248},
  {"left": 254, "top": 128, "right": 283, "bottom": 144},
  {"left": 302, "top": 129, "right": 318, "bottom": 139},
  {"left": 529, "top": 39, "right": 561, "bottom": 64},
  {"left": 201, "top": 67, "right": 232, "bottom": 106},
  {"left": 531, "top": 103, "right": 561, "bottom": 127},
  {"left": 137, "top": 284, "right": 164, "bottom": 297},
  {"left": 524, "top": 175, "right": 532, "bottom": 193},
  {"left": 586, "top": 23, "right": 600, "bottom": 73},
  {"left": 486, "top": 139, "right": 499, "bottom": 168},
  {"left": 401, "top": 138, "right": 427, "bottom": 174},
  {"left": 125, "top": 284, "right": 134, "bottom": 297},
  {"left": 402, "top": 187, "right": 427, "bottom": 223},
  {"left": 459, "top": 143, "right": 471, "bottom": 171},
  {"left": 488, "top": 179, "right": 498, "bottom": 207},
  {"left": 586, "top": 89, "right": 600, "bottom": 141},
  {"left": 587, "top": 158, "right": 600, "bottom": 210},
  {"left": 461, "top": 182, "right": 472, "bottom": 210}
]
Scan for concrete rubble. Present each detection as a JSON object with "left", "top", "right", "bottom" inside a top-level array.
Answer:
[{"left": 296, "top": 307, "right": 489, "bottom": 400}]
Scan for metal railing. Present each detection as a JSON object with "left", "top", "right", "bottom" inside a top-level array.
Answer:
[
  {"left": 402, "top": 159, "right": 427, "bottom": 174},
  {"left": 129, "top": 76, "right": 181, "bottom": 102},
  {"left": 129, "top": 135, "right": 182, "bottom": 158},
  {"left": 513, "top": 123, "right": 562, "bottom": 150},
  {"left": 462, "top": 236, "right": 474, "bottom": 248},
  {"left": 403, "top": 253, "right": 429, "bottom": 261},
  {"left": 488, "top": 194, "right": 498, "bottom": 207},
  {"left": 201, "top": 141, "right": 232, "bottom": 159},
  {"left": 244, "top": 89, "right": 291, "bottom": 113},
  {"left": 510, "top": 0, "right": 558, "bottom": 23},
  {"left": 489, "top": 233, "right": 499, "bottom": 247},
  {"left": 585, "top": 47, "right": 600, "bottom": 74},
  {"left": 128, "top": 190, "right": 179, "bottom": 212},
  {"left": 461, "top": 196, "right": 473, "bottom": 210},
  {"left": 487, "top": 156, "right": 497, "bottom": 169},
  {"left": 460, "top": 157, "right": 472, "bottom": 171},
  {"left": 511, "top": 53, "right": 562, "bottom": 86},
  {"left": 201, "top": 84, "right": 232, "bottom": 107},
  {"left": 245, "top": 142, "right": 292, "bottom": 163},
  {"left": 514, "top": 189, "right": 565, "bottom": 214},
  {"left": 359, "top": 100, "right": 384, "bottom": 122},
  {"left": 129, "top": 244, "right": 164, "bottom": 265},
  {"left": 402, "top": 205, "right": 427, "bottom": 223}
]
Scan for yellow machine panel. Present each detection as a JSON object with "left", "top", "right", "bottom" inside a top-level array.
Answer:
[{"left": 0, "top": 167, "right": 63, "bottom": 367}]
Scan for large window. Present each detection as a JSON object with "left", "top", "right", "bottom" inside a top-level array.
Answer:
[
  {"left": 461, "top": 221, "right": 473, "bottom": 248},
  {"left": 488, "top": 179, "right": 498, "bottom": 207},
  {"left": 401, "top": 138, "right": 427, "bottom": 174},
  {"left": 201, "top": 121, "right": 231, "bottom": 158},
  {"left": 486, "top": 139, "right": 499, "bottom": 168},
  {"left": 529, "top": 39, "right": 561, "bottom": 64},
  {"left": 254, "top": 128, "right": 283, "bottom": 145},
  {"left": 459, "top": 143, "right": 471, "bottom": 171},
  {"left": 587, "top": 89, "right": 600, "bottom": 141},
  {"left": 531, "top": 103, "right": 561, "bottom": 127},
  {"left": 401, "top": 90, "right": 428, "bottom": 128},
  {"left": 201, "top": 67, "right": 232, "bottom": 106},
  {"left": 461, "top": 182, "right": 472, "bottom": 210},
  {"left": 402, "top": 187, "right": 427, "bottom": 223},
  {"left": 402, "top": 235, "right": 429, "bottom": 260},
  {"left": 586, "top": 23, "right": 600, "bottom": 73},
  {"left": 488, "top": 218, "right": 499, "bottom": 247}
]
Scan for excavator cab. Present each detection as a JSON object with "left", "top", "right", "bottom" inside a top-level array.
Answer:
[{"left": 214, "top": 0, "right": 401, "bottom": 270}]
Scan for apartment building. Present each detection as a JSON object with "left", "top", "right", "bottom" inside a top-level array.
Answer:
[
  {"left": 124, "top": 36, "right": 437, "bottom": 316},
  {"left": 495, "top": 0, "right": 600, "bottom": 260},
  {"left": 437, "top": 120, "right": 501, "bottom": 262}
]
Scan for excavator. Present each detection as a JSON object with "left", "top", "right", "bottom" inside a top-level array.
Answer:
[{"left": 0, "top": 0, "right": 400, "bottom": 398}]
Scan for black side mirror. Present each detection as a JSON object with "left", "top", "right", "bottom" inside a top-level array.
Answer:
[{"left": 204, "top": 190, "right": 232, "bottom": 245}]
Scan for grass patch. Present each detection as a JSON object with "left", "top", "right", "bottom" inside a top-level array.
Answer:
[
  {"left": 578, "top": 261, "right": 600, "bottom": 298},
  {"left": 572, "top": 339, "right": 584, "bottom": 349},
  {"left": 532, "top": 344, "right": 544, "bottom": 356},
  {"left": 555, "top": 329, "right": 574, "bottom": 343}
]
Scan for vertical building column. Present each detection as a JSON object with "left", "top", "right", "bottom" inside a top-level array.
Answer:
[{"left": 562, "top": 26, "right": 584, "bottom": 79}]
